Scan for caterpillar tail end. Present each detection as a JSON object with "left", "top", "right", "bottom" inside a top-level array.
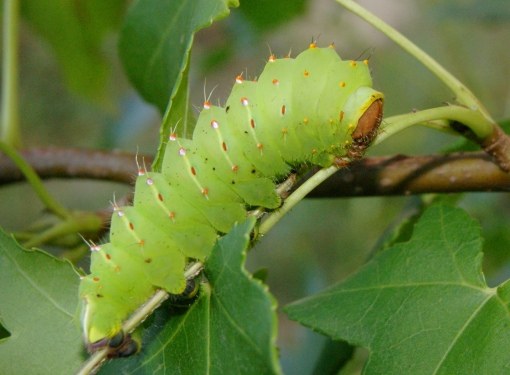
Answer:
[{"left": 80, "top": 298, "right": 133, "bottom": 356}]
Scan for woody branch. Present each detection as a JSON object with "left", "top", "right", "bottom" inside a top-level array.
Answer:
[{"left": 1, "top": 147, "right": 509, "bottom": 196}]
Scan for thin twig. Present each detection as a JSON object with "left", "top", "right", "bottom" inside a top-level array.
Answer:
[
  {"left": 259, "top": 166, "right": 339, "bottom": 235},
  {"left": 377, "top": 106, "right": 494, "bottom": 146}
]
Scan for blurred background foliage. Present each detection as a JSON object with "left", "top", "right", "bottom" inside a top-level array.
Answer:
[{"left": 0, "top": 0, "right": 509, "bottom": 373}]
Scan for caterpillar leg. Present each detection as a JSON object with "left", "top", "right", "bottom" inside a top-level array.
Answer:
[
  {"left": 86, "top": 330, "right": 140, "bottom": 358},
  {"left": 166, "top": 277, "right": 201, "bottom": 310},
  {"left": 176, "top": 276, "right": 200, "bottom": 300},
  {"left": 275, "top": 173, "right": 298, "bottom": 199},
  {"left": 107, "top": 331, "right": 140, "bottom": 358}
]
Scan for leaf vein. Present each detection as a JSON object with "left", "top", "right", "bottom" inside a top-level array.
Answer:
[
  {"left": 431, "top": 293, "right": 493, "bottom": 374},
  {"left": 1, "top": 247, "right": 73, "bottom": 318}
]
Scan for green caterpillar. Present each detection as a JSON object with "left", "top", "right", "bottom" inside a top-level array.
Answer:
[{"left": 79, "top": 43, "right": 384, "bottom": 354}]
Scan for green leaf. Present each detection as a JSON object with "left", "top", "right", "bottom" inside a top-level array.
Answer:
[
  {"left": 100, "top": 218, "right": 281, "bottom": 374},
  {"left": 311, "top": 338, "right": 354, "bottom": 375},
  {"left": 0, "top": 229, "right": 83, "bottom": 375},
  {"left": 118, "top": 0, "right": 238, "bottom": 113},
  {"left": 285, "top": 204, "right": 510, "bottom": 375},
  {"left": 153, "top": 58, "right": 193, "bottom": 172},
  {"left": 239, "top": 0, "right": 308, "bottom": 31},
  {"left": 21, "top": 0, "right": 125, "bottom": 102},
  {"left": 118, "top": 0, "right": 239, "bottom": 171}
]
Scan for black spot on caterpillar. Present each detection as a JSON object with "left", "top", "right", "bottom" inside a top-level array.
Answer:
[{"left": 79, "top": 43, "right": 383, "bottom": 352}]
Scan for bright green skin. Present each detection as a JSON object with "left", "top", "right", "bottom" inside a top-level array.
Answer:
[{"left": 79, "top": 45, "right": 383, "bottom": 346}]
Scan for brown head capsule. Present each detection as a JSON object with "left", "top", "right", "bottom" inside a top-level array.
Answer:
[{"left": 347, "top": 99, "right": 383, "bottom": 160}]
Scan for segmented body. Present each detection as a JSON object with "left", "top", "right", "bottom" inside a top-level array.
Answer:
[{"left": 79, "top": 44, "right": 384, "bottom": 349}]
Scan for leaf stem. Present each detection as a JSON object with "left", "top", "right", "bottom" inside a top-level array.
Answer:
[
  {"left": 335, "top": 0, "right": 492, "bottom": 120},
  {"left": 258, "top": 165, "right": 339, "bottom": 236},
  {"left": 0, "top": 140, "right": 70, "bottom": 219},
  {"left": 375, "top": 105, "right": 495, "bottom": 146},
  {"left": 21, "top": 212, "right": 103, "bottom": 248},
  {"left": 1, "top": 0, "right": 21, "bottom": 147}
]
